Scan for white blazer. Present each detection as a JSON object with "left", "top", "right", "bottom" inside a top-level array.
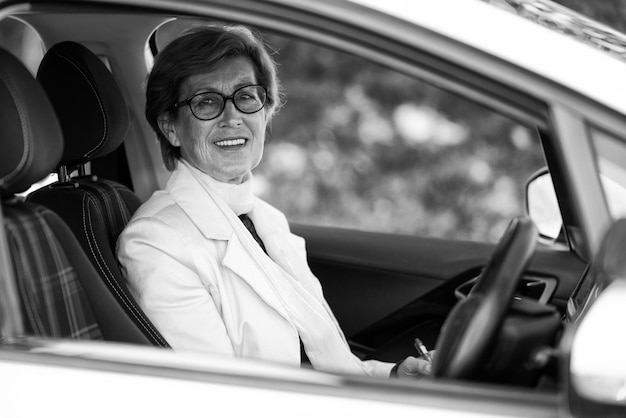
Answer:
[{"left": 117, "top": 163, "right": 393, "bottom": 377}]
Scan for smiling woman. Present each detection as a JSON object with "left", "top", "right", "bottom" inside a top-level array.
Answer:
[
  {"left": 117, "top": 23, "right": 432, "bottom": 378},
  {"left": 144, "top": 25, "right": 282, "bottom": 174},
  {"left": 157, "top": 56, "right": 268, "bottom": 184}
]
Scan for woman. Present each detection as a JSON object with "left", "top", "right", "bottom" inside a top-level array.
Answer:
[{"left": 117, "top": 24, "right": 430, "bottom": 378}]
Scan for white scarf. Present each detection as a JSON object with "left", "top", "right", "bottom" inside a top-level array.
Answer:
[
  {"left": 191, "top": 166, "right": 254, "bottom": 215},
  {"left": 184, "top": 161, "right": 368, "bottom": 375}
]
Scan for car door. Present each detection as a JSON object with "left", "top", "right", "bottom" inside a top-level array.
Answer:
[{"left": 293, "top": 226, "right": 585, "bottom": 362}]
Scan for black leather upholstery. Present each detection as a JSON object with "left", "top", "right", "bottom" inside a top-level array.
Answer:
[
  {"left": 0, "top": 47, "right": 157, "bottom": 344},
  {"left": 0, "top": 49, "right": 63, "bottom": 196},
  {"left": 36, "top": 41, "right": 130, "bottom": 167},
  {"left": 27, "top": 42, "right": 170, "bottom": 347}
]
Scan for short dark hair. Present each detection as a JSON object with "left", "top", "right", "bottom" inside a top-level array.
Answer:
[{"left": 145, "top": 24, "right": 282, "bottom": 171}]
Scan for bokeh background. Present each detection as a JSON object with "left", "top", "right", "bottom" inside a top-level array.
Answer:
[{"left": 256, "top": 31, "right": 544, "bottom": 243}]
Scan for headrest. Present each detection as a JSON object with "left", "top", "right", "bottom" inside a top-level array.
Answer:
[
  {"left": 37, "top": 41, "right": 130, "bottom": 167},
  {"left": 0, "top": 49, "right": 63, "bottom": 196}
]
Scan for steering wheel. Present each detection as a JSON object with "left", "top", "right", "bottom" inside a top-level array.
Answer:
[{"left": 431, "top": 217, "right": 538, "bottom": 379}]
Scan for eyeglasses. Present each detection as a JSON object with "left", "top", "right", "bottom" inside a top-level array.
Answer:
[{"left": 172, "top": 84, "right": 267, "bottom": 121}]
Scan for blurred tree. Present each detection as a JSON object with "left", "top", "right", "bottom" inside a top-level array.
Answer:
[{"left": 258, "top": 31, "right": 544, "bottom": 242}]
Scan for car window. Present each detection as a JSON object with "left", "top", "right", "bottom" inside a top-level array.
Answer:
[
  {"left": 254, "top": 32, "right": 546, "bottom": 243},
  {"left": 590, "top": 127, "right": 626, "bottom": 219}
]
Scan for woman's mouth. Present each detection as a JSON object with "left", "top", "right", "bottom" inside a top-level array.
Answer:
[{"left": 214, "top": 138, "right": 247, "bottom": 148}]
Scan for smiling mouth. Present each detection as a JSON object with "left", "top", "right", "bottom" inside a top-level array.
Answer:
[{"left": 214, "top": 138, "right": 247, "bottom": 148}]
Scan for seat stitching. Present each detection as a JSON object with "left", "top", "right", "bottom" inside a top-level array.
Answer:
[
  {"left": 81, "top": 196, "right": 146, "bottom": 334},
  {"left": 84, "top": 183, "right": 167, "bottom": 345},
  {"left": 82, "top": 193, "right": 165, "bottom": 342},
  {"left": 81, "top": 193, "right": 167, "bottom": 345},
  {"left": 81, "top": 193, "right": 155, "bottom": 337}
]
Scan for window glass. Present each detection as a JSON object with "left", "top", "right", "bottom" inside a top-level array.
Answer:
[
  {"left": 255, "top": 33, "right": 546, "bottom": 243},
  {"left": 591, "top": 127, "right": 626, "bottom": 219}
]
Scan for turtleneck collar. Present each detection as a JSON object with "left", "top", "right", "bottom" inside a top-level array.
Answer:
[{"left": 182, "top": 160, "right": 254, "bottom": 215}]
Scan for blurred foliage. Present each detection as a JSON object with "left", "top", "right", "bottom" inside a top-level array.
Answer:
[{"left": 256, "top": 33, "right": 545, "bottom": 243}]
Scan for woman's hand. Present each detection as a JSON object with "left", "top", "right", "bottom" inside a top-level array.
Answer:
[
  {"left": 395, "top": 356, "right": 431, "bottom": 378},
  {"left": 392, "top": 350, "right": 436, "bottom": 379}
]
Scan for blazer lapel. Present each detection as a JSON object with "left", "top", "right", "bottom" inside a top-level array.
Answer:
[
  {"left": 167, "top": 164, "right": 291, "bottom": 322},
  {"left": 249, "top": 201, "right": 323, "bottom": 298},
  {"left": 221, "top": 235, "right": 291, "bottom": 321}
]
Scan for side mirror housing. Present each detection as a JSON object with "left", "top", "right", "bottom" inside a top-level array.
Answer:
[{"left": 525, "top": 168, "right": 563, "bottom": 241}]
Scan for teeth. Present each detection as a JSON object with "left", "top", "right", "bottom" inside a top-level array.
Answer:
[{"left": 215, "top": 138, "right": 245, "bottom": 147}]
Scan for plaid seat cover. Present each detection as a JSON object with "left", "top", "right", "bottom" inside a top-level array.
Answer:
[{"left": 4, "top": 203, "right": 102, "bottom": 340}]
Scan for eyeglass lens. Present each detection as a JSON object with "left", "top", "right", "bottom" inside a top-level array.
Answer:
[{"left": 190, "top": 85, "right": 266, "bottom": 120}]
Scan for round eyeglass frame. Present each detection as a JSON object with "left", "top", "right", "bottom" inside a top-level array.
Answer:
[{"left": 172, "top": 84, "right": 267, "bottom": 121}]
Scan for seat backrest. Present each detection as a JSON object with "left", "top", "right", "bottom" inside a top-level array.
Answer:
[
  {"left": 0, "top": 47, "right": 156, "bottom": 344},
  {"left": 26, "top": 41, "right": 169, "bottom": 347}
]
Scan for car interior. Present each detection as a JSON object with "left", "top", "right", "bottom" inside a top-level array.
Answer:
[{"left": 0, "top": 1, "right": 595, "bottom": 394}]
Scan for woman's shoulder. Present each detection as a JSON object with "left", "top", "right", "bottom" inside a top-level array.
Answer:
[
  {"left": 127, "top": 189, "right": 191, "bottom": 232},
  {"left": 119, "top": 190, "right": 197, "bottom": 253},
  {"left": 132, "top": 189, "right": 174, "bottom": 218}
]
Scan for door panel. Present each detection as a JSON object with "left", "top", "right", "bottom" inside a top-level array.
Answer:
[{"left": 292, "top": 223, "right": 587, "bottom": 362}]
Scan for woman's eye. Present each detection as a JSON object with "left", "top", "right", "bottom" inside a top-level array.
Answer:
[{"left": 197, "top": 97, "right": 218, "bottom": 107}]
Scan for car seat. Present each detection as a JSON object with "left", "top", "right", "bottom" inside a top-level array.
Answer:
[
  {"left": 27, "top": 41, "right": 169, "bottom": 347},
  {"left": 0, "top": 47, "right": 163, "bottom": 345}
]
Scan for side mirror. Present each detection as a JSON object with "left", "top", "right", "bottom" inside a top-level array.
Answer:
[{"left": 525, "top": 168, "right": 563, "bottom": 241}]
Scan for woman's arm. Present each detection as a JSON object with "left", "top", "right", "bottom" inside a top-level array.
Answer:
[{"left": 117, "top": 216, "right": 236, "bottom": 355}]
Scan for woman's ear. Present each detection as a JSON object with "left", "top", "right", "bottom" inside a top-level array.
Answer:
[{"left": 158, "top": 112, "right": 180, "bottom": 146}]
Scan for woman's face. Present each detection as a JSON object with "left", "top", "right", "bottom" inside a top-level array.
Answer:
[{"left": 159, "top": 56, "right": 268, "bottom": 184}]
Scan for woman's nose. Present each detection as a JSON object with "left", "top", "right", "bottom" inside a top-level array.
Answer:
[{"left": 218, "top": 99, "right": 243, "bottom": 127}]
